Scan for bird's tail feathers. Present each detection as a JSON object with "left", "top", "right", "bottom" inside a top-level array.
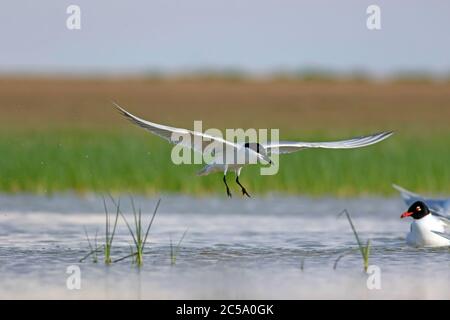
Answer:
[{"left": 197, "top": 164, "right": 219, "bottom": 176}]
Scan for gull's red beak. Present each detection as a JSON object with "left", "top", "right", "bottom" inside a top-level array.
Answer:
[{"left": 401, "top": 211, "right": 413, "bottom": 219}]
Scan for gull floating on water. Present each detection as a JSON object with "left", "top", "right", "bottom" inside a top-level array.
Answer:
[
  {"left": 114, "top": 102, "right": 393, "bottom": 198},
  {"left": 400, "top": 201, "right": 450, "bottom": 247}
]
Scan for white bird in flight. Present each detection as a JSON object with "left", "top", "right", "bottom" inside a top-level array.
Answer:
[{"left": 114, "top": 102, "right": 393, "bottom": 198}]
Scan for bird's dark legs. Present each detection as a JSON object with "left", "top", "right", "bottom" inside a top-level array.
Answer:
[
  {"left": 236, "top": 176, "right": 251, "bottom": 198},
  {"left": 223, "top": 175, "right": 232, "bottom": 198}
]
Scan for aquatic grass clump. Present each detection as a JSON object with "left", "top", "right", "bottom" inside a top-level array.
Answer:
[
  {"left": 102, "top": 196, "right": 120, "bottom": 264},
  {"left": 80, "top": 196, "right": 120, "bottom": 264},
  {"left": 337, "top": 209, "right": 371, "bottom": 272},
  {"left": 170, "top": 229, "right": 188, "bottom": 266},
  {"left": 111, "top": 197, "right": 161, "bottom": 266},
  {"left": 80, "top": 227, "right": 101, "bottom": 263}
]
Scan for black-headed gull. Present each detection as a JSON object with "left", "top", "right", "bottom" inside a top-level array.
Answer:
[
  {"left": 114, "top": 103, "right": 393, "bottom": 197},
  {"left": 401, "top": 201, "right": 450, "bottom": 247}
]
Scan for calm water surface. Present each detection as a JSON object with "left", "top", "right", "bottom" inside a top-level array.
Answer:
[{"left": 0, "top": 194, "right": 448, "bottom": 299}]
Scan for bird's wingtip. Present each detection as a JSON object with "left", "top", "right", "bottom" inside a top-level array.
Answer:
[
  {"left": 379, "top": 130, "right": 394, "bottom": 138},
  {"left": 373, "top": 130, "right": 394, "bottom": 143},
  {"left": 392, "top": 184, "right": 413, "bottom": 195},
  {"left": 111, "top": 101, "right": 131, "bottom": 119},
  {"left": 111, "top": 100, "right": 125, "bottom": 112}
]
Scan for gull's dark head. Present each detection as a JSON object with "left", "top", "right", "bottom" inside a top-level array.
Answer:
[
  {"left": 401, "top": 201, "right": 430, "bottom": 220},
  {"left": 244, "top": 142, "right": 262, "bottom": 153}
]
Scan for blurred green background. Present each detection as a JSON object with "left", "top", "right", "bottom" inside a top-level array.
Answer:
[{"left": 1, "top": 77, "right": 449, "bottom": 196}]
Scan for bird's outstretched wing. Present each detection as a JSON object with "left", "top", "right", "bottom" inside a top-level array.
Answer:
[
  {"left": 263, "top": 131, "right": 393, "bottom": 154},
  {"left": 393, "top": 184, "right": 450, "bottom": 217},
  {"left": 113, "top": 102, "right": 237, "bottom": 154}
]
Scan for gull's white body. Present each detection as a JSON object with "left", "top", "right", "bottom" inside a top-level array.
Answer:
[
  {"left": 197, "top": 145, "right": 264, "bottom": 176},
  {"left": 406, "top": 214, "right": 450, "bottom": 247}
]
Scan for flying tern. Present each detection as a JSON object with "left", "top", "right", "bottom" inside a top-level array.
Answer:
[{"left": 114, "top": 103, "right": 393, "bottom": 198}]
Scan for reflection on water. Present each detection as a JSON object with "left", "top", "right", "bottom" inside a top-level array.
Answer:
[{"left": 0, "top": 194, "right": 448, "bottom": 299}]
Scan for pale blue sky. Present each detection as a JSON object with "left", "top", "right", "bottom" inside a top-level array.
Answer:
[{"left": 1, "top": 0, "right": 449, "bottom": 76}]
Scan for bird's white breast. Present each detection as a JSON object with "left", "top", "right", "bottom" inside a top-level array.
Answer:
[
  {"left": 406, "top": 215, "right": 450, "bottom": 247},
  {"left": 212, "top": 146, "right": 260, "bottom": 166}
]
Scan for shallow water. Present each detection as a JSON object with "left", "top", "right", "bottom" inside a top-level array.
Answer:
[{"left": 0, "top": 194, "right": 448, "bottom": 299}]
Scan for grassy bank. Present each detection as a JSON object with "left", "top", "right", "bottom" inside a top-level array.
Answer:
[
  {"left": 0, "top": 128, "right": 449, "bottom": 196},
  {"left": 1, "top": 78, "right": 449, "bottom": 196}
]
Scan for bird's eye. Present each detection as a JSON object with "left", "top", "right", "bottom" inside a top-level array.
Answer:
[{"left": 416, "top": 206, "right": 421, "bottom": 211}]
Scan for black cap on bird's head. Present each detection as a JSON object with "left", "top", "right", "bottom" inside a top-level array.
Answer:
[
  {"left": 400, "top": 201, "right": 430, "bottom": 220},
  {"left": 244, "top": 142, "right": 263, "bottom": 153},
  {"left": 243, "top": 142, "right": 273, "bottom": 165}
]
